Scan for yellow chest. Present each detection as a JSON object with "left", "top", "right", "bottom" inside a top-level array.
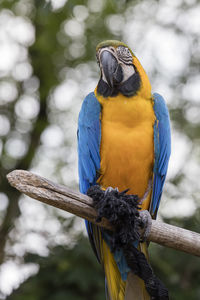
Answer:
[{"left": 96, "top": 93, "right": 155, "bottom": 209}]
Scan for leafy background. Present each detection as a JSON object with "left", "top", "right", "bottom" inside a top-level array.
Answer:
[{"left": 0, "top": 0, "right": 200, "bottom": 299}]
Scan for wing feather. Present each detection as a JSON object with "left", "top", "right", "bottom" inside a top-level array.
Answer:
[
  {"left": 77, "top": 92, "right": 102, "bottom": 261},
  {"left": 78, "top": 92, "right": 101, "bottom": 193},
  {"left": 151, "top": 93, "right": 171, "bottom": 216}
]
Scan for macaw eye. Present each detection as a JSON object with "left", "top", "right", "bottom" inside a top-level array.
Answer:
[
  {"left": 117, "top": 46, "right": 132, "bottom": 64},
  {"left": 117, "top": 46, "right": 131, "bottom": 56},
  {"left": 126, "top": 49, "right": 131, "bottom": 56}
]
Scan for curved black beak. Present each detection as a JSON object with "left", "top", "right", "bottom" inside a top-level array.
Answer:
[{"left": 100, "top": 50, "right": 118, "bottom": 88}]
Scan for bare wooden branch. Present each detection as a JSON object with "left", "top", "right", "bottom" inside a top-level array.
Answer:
[{"left": 7, "top": 170, "right": 200, "bottom": 257}]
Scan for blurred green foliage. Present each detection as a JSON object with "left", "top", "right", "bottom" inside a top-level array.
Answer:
[
  {"left": 7, "top": 236, "right": 105, "bottom": 300},
  {"left": 150, "top": 210, "right": 200, "bottom": 299},
  {"left": 0, "top": 0, "right": 200, "bottom": 299}
]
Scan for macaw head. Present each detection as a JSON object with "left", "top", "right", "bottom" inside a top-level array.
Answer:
[{"left": 96, "top": 40, "right": 151, "bottom": 98}]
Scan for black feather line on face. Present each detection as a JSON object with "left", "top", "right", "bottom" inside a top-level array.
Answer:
[
  {"left": 119, "top": 71, "right": 141, "bottom": 97},
  {"left": 113, "top": 64, "right": 123, "bottom": 84},
  {"left": 97, "top": 71, "right": 141, "bottom": 98}
]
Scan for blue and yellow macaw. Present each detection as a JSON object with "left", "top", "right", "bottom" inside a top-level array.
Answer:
[{"left": 78, "top": 40, "right": 171, "bottom": 300}]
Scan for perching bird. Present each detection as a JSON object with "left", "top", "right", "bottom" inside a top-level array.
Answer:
[{"left": 77, "top": 40, "right": 171, "bottom": 300}]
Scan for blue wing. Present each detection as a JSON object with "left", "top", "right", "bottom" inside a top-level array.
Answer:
[
  {"left": 78, "top": 92, "right": 101, "bottom": 193},
  {"left": 151, "top": 93, "right": 171, "bottom": 216},
  {"left": 77, "top": 92, "right": 102, "bottom": 260}
]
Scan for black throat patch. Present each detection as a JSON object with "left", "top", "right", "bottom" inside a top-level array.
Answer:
[{"left": 97, "top": 70, "right": 141, "bottom": 98}]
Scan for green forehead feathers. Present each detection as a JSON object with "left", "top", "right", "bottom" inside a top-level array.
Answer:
[{"left": 96, "top": 40, "right": 134, "bottom": 56}]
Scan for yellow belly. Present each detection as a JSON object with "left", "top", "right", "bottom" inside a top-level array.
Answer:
[{"left": 96, "top": 93, "right": 155, "bottom": 210}]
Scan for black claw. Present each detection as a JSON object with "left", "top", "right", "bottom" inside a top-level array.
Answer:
[{"left": 119, "top": 188, "right": 130, "bottom": 196}]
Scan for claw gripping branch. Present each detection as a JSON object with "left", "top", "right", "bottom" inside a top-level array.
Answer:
[
  {"left": 87, "top": 185, "right": 169, "bottom": 300},
  {"left": 87, "top": 185, "right": 140, "bottom": 250}
]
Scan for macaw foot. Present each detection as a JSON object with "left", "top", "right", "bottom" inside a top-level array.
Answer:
[
  {"left": 104, "top": 186, "right": 119, "bottom": 194},
  {"left": 87, "top": 185, "right": 140, "bottom": 250},
  {"left": 138, "top": 210, "right": 152, "bottom": 242}
]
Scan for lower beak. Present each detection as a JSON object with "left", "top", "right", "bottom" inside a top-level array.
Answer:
[{"left": 100, "top": 50, "right": 118, "bottom": 88}]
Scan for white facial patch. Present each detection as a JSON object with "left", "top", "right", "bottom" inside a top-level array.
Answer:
[{"left": 121, "top": 63, "right": 135, "bottom": 83}]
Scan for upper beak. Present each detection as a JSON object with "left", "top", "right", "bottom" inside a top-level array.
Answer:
[{"left": 100, "top": 50, "right": 118, "bottom": 88}]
